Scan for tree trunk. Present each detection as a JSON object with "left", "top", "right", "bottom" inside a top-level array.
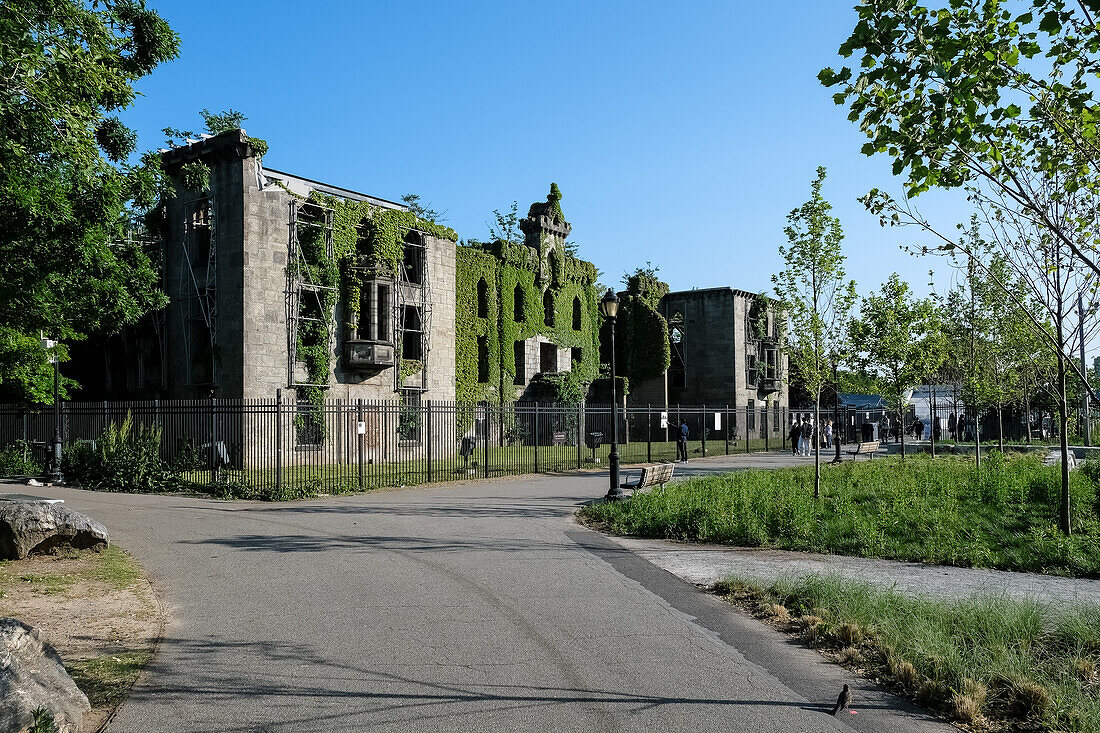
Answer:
[
  {"left": 1057, "top": 353, "right": 1073, "bottom": 535},
  {"left": 998, "top": 402, "right": 1004, "bottom": 453},
  {"left": 1025, "top": 388, "right": 1032, "bottom": 444},
  {"left": 930, "top": 382, "right": 937, "bottom": 459},
  {"left": 899, "top": 392, "right": 906, "bottom": 460},
  {"left": 814, "top": 395, "right": 821, "bottom": 500},
  {"left": 973, "top": 404, "right": 981, "bottom": 470}
]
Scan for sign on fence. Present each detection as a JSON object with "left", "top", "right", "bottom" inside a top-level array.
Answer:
[
  {"left": 714, "top": 412, "right": 721, "bottom": 430},
  {"left": 660, "top": 411, "right": 668, "bottom": 428}
]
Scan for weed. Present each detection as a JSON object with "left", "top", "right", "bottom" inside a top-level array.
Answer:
[
  {"left": 66, "top": 650, "right": 152, "bottom": 708},
  {"left": 838, "top": 645, "right": 863, "bottom": 664},
  {"left": 836, "top": 622, "right": 863, "bottom": 646}
]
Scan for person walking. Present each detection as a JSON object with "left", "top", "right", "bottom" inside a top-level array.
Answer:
[
  {"left": 789, "top": 417, "right": 801, "bottom": 456},
  {"left": 800, "top": 417, "right": 813, "bottom": 457},
  {"left": 948, "top": 412, "right": 957, "bottom": 441},
  {"left": 677, "top": 420, "right": 689, "bottom": 462},
  {"left": 824, "top": 419, "right": 833, "bottom": 449},
  {"left": 880, "top": 415, "right": 890, "bottom": 444},
  {"left": 913, "top": 417, "right": 924, "bottom": 441}
]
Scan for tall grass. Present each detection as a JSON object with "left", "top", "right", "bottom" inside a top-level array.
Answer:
[
  {"left": 721, "top": 575, "right": 1100, "bottom": 731},
  {"left": 581, "top": 453, "right": 1100, "bottom": 576}
]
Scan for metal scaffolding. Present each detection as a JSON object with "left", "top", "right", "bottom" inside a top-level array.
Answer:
[
  {"left": 177, "top": 195, "right": 217, "bottom": 388},
  {"left": 285, "top": 199, "right": 336, "bottom": 389}
]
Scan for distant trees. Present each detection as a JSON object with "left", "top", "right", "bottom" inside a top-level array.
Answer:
[{"left": 850, "top": 274, "right": 936, "bottom": 460}]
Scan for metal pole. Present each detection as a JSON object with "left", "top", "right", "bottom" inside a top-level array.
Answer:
[
  {"left": 426, "top": 400, "right": 433, "bottom": 483},
  {"left": 483, "top": 403, "right": 489, "bottom": 478},
  {"left": 210, "top": 396, "right": 218, "bottom": 487},
  {"left": 647, "top": 404, "right": 652, "bottom": 463},
  {"left": 833, "top": 361, "right": 842, "bottom": 463},
  {"left": 725, "top": 405, "right": 730, "bottom": 455},
  {"left": 276, "top": 389, "right": 284, "bottom": 495},
  {"left": 701, "top": 403, "right": 707, "bottom": 457},
  {"left": 606, "top": 317, "right": 623, "bottom": 500},
  {"left": 51, "top": 353, "right": 61, "bottom": 482},
  {"left": 357, "top": 398, "right": 364, "bottom": 491},
  {"left": 1079, "top": 293, "right": 1091, "bottom": 446},
  {"left": 534, "top": 402, "right": 539, "bottom": 474}
]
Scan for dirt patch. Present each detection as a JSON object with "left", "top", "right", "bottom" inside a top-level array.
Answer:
[{"left": 0, "top": 545, "right": 162, "bottom": 732}]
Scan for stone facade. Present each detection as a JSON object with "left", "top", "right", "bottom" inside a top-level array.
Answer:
[{"left": 630, "top": 287, "right": 788, "bottom": 416}]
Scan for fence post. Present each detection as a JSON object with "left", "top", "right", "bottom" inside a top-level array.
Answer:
[
  {"left": 210, "top": 397, "right": 218, "bottom": 487},
  {"left": 483, "top": 403, "right": 490, "bottom": 478},
  {"left": 533, "top": 402, "right": 539, "bottom": 474},
  {"left": 426, "top": 400, "right": 433, "bottom": 484},
  {"left": 746, "top": 406, "right": 750, "bottom": 454},
  {"left": 725, "top": 405, "right": 730, "bottom": 455},
  {"left": 577, "top": 401, "right": 584, "bottom": 469},
  {"left": 765, "top": 404, "right": 769, "bottom": 452},
  {"left": 701, "top": 403, "right": 707, "bottom": 457},
  {"left": 647, "top": 404, "right": 652, "bottom": 463},
  {"left": 356, "top": 399, "right": 364, "bottom": 490},
  {"left": 275, "top": 389, "right": 283, "bottom": 495}
]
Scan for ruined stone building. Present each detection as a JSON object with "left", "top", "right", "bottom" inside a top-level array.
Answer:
[
  {"left": 71, "top": 130, "right": 601, "bottom": 455},
  {"left": 621, "top": 286, "right": 788, "bottom": 433}
]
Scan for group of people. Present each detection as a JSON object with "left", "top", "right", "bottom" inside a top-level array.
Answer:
[{"left": 788, "top": 416, "right": 835, "bottom": 457}]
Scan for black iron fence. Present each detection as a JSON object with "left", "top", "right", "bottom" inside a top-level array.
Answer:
[{"left": 0, "top": 398, "right": 800, "bottom": 495}]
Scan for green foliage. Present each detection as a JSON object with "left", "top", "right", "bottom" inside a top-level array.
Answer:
[
  {"left": 582, "top": 453, "right": 1100, "bottom": 577},
  {"left": 0, "top": 0, "right": 180, "bottom": 401},
  {"left": 29, "top": 709, "right": 57, "bottom": 733},
  {"left": 851, "top": 274, "right": 938, "bottom": 456},
  {"left": 727, "top": 575, "right": 1100, "bottom": 732},
  {"left": 0, "top": 441, "right": 42, "bottom": 476},
  {"left": 455, "top": 229, "right": 601, "bottom": 405},
  {"left": 63, "top": 413, "right": 175, "bottom": 493}
]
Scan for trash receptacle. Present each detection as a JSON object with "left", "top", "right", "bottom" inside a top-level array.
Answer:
[{"left": 861, "top": 423, "right": 876, "bottom": 443}]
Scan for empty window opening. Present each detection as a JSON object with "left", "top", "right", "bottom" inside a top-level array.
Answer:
[
  {"left": 540, "top": 343, "right": 557, "bottom": 374},
  {"left": 376, "top": 283, "right": 391, "bottom": 343},
  {"left": 477, "top": 335, "right": 489, "bottom": 384},
  {"left": 188, "top": 201, "right": 211, "bottom": 266},
  {"left": 571, "top": 347, "right": 583, "bottom": 367},
  {"left": 572, "top": 297, "right": 582, "bottom": 330},
  {"left": 514, "top": 341, "right": 525, "bottom": 385},
  {"left": 543, "top": 290, "right": 555, "bottom": 327},
  {"left": 296, "top": 400, "right": 324, "bottom": 447},
  {"left": 401, "top": 305, "right": 422, "bottom": 361},
  {"left": 513, "top": 284, "right": 525, "bottom": 322},
  {"left": 398, "top": 390, "right": 422, "bottom": 442},
  {"left": 477, "top": 278, "right": 489, "bottom": 318},
  {"left": 402, "top": 232, "right": 423, "bottom": 285}
]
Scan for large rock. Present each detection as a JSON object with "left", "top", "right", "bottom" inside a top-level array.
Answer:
[
  {"left": 0, "top": 619, "right": 89, "bottom": 733},
  {"left": 1043, "top": 449, "right": 1078, "bottom": 470},
  {"left": 0, "top": 503, "right": 108, "bottom": 560}
]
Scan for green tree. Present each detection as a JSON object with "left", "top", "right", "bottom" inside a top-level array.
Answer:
[
  {"left": 773, "top": 168, "right": 858, "bottom": 497},
  {"left": 851, "top": 274, "right": 936, "bottom": 460},
  {"left": 820, "top": 0, "right": 1100, "bottom": 278},
  {"left": 0, "top": 0, "right": 179, "bottom": 403}
]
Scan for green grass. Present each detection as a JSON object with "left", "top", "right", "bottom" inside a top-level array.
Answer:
[
  {"left": 66, "top": 650, "right": 153, "bottom": 708},
  {"left": 580, "top": 452, "right": 1100, "bottom": 577},
  {"left": 720, "top": 575, "right": 1100, "bottom": 731},
  {"left": 0, "top": 545, "right": 142, "bottom": 594}
]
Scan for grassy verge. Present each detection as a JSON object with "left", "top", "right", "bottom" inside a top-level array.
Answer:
[
  {"left": 66, "top": 650, "right": 153, "bottom": 708},
  {"left": 718, "top": 575, "right": 1100, "bottom": 731},
  {"left": 579, "top": 452, "right": 1100, "bottom": 576},
  {"left": 0, "top": 545, "right": 159, "bottom": 727}
]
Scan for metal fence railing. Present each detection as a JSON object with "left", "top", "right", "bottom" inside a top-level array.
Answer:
[{"left": 0, "top": 397, "right": 798, "bottom": 495}]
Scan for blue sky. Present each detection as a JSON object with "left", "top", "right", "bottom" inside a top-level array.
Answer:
[{"left": 121, "top": 0, "right": 970, "bottom": 298}]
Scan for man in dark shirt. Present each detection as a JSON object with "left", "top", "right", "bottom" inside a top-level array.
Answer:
[{"left": 677, "top": 420, "right": 689, "bottom": 462}]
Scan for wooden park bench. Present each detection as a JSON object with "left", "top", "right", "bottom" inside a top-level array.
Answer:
[
  {"left": 846, "top": 440, "right": 880, "bottom": 461},
  {"left": 619, "top": 463, "right": 676, "bottom": 494}
]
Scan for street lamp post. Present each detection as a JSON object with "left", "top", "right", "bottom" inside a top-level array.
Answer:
[
  {"left": 42, "top": 337, "right": 62, "bottom": 483},
  {"left": 600, "top": 289, "right": 623, "bottom": 501}
]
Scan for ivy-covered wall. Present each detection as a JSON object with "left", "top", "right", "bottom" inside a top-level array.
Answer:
[{"left": 455, "top": 222, "right": 601, "bottom": 406}]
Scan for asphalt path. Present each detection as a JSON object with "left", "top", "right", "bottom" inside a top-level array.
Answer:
[{"left": 13, "top": 453, "right": 949, "bottom": 732}]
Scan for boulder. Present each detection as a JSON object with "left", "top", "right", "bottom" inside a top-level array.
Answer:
[
  {"left": 0, "top": 619, "right": 89, "bottom": 733},
  {"left": 0, "top": 503, "right": 108, "bottom": 560},
  {"left": 1043, "top": 449, "right": 1078, "bottom": 469}
]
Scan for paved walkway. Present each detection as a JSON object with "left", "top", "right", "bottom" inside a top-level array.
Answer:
[
  {"left": 608, "top": 538, "right": 1100, "bottom": 606},
  {"left": 2, "top": 457, "right": 949, "bottom": 733}
]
